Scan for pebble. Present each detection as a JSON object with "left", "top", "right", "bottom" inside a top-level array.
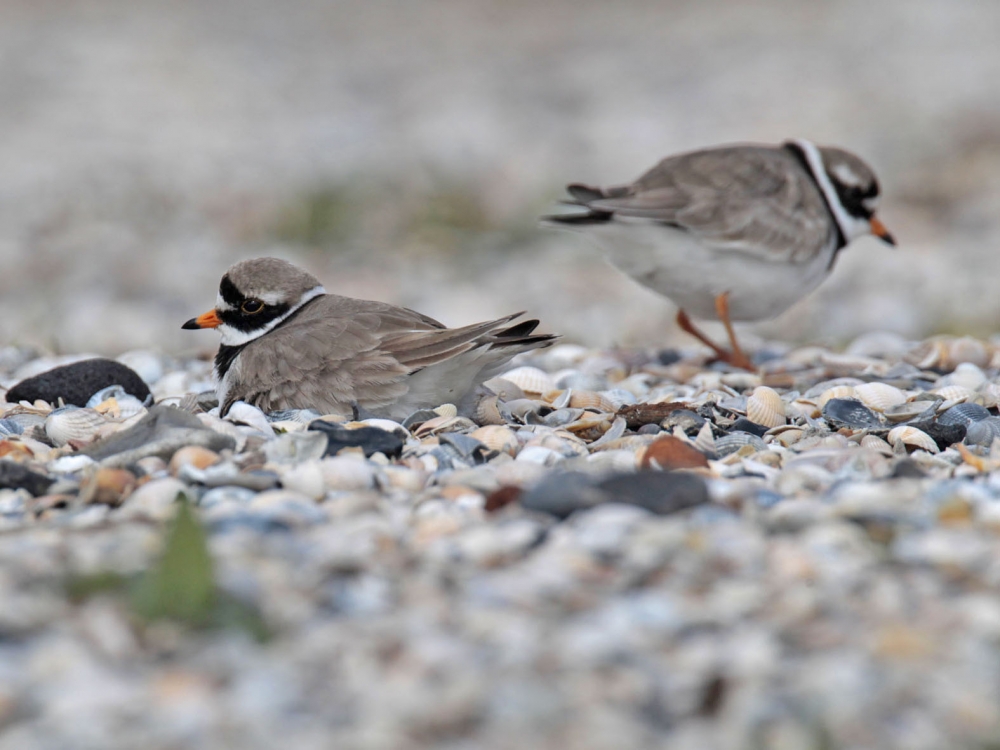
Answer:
[
  {"left": 6, "top": 358, "right": 150, "bottom": 406},
  {"left": 3, "top": 339, "right": 1000, "bottom": 750}
]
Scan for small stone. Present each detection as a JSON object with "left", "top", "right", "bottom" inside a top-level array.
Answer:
[
  {"left": 640, "top": 435, "right": 709, "bottom": 470},
  {"left": 83, "top": 405, "right": 236, "bottom": 467},
  {"left": 617, "top": 401, "right": 694, "bottom": 430},
  {"left": 485, "top": 485, "right": 522, "bottom": 513},
  {"left": 0, "top": 460, "right": 54, "bottom": 497},
  {"left": 280, "top": 461, "right": 327, "bottom": 500},
  {"left": 308, "top": 421, "right": 404, "bottom": 458},
  {"left": 168, "top": 446, "right": 221, "bottom": 475},
  {"left": 596, "top": 471, "right": 709, "bottom": 515},
  {"left": 319, "top": 455, "right": 376, "bottom": 491},
  {"left": 120, "top": 477, "right": 192, "bottom": 519},
  {"left": 79, "top": 467, "right": 138, "bottom": 506},
  {"left": 6, "top": 358, "right": 150, "bottom": 407},
  {"left": 519, "top": 471, "right": 607, "bottom": 518}
]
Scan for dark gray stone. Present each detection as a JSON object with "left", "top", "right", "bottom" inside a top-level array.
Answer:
[
  {"left": 308, "top": 421, "right": 405, "bottom": 459},
  {"left": 6, "top": 359, "right": 150, "bottom": 407},
  {"left": 83, "top": 405, "right": 236, "bottom": 467},
  {"left": 520, "top": 470, "right": 710, "bottom": 519},
  {"left": 0, "top": 460, "right": 54, "bottom": 496}
]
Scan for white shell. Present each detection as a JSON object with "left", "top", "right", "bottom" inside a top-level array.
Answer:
[
  {"left": 469, "top": 425, "right": 519, "bottom": 456},
  {"left": 45, "top": 407, "right": 110, "bottom": 447},
  {"left": 932, "top": 385, "right": 974, "bottom": 403},
  {"left": 568, "top": 390, "right": 617, "bottom": 413},
  {"left": 860, "top": 434, "right": 894, "bottom": 456},
  {"left": 887, "top": 426, "right": 939, "bottom": 454},
  {"left": 498, "top": 366, "right": 555, "bottom": 395},
  {"left": 746, "top": 386, "right": 785, "bottom": 428},
  {"left": 852, "top": 383, "right": 907, "bottom": 413}
]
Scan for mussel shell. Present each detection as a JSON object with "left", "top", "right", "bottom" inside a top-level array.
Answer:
[
  {"left": 729, "top": 418, "right": 769, "bottom": 437},
  {"left": 821, "top": 398, "right": 882, "bottom": 429},
  {"left": 937, "top": 402, "right": 991, "bottom": 427}
]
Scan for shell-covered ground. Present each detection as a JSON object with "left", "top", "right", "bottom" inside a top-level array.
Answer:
[{"left": 4, "top": 335, "right": 1000, "bottom": 749}]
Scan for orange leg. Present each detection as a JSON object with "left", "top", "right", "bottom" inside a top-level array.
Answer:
[
  {"left": 674, "top": 293, "right": 754, "bottom": 371},
  {"left": 714, "top": 292, "right": 754, "bottom": 371}
]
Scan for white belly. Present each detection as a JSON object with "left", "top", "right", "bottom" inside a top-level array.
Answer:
[{"left": 585, "top": 222, "right": 838, "bottom": 322}]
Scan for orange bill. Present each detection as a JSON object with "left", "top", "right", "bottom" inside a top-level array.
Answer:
[
  {"left": 869, "top": 216, "right": 896, "bottom": 246},
  {"left": 181, "top": 309, "right": 222, "bottom": 330}
]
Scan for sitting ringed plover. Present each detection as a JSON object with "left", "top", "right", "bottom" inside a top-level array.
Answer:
[
  {"left": 183, "top": 257, "right": 556, "bottom": 418},
  {"left": 547, "top": 139, "right": 895, "bottom": 369}
]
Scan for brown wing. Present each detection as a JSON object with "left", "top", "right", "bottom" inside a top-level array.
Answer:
[
  {"left": 565, "top": 145, "right": 835, "bottom": 263},
  {"left": 226, "top": 296, "right": 553, "bottom": 414}
]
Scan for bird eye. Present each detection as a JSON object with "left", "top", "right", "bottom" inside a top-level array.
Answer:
[{"left": 241, "top": 299, "right": 264, "bottom": 314}]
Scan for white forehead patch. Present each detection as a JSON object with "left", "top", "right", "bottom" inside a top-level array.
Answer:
[
  {"left": 862, "top": 196, "right": 879, "bottom": 213},
  {"left": 216, "top": 293, "right": 235, "bottom": 312},
  {"left": 831, "top": 162, "right": 862, "bottom": 187}
]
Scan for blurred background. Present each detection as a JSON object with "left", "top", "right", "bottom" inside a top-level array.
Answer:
[{"left": 1, "top": 0, "right": 998, "bottom": 357}]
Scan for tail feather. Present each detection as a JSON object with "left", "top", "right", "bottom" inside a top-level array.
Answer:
[{"left": 543, "top": 183, "right": 615, "bottom": 224}]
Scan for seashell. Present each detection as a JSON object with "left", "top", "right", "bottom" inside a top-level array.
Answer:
[
  {"left": 815, "top": 385, "right": 857, "bottom": 410},
  {"left": 45, "top": 407, "right": 110, "bottom": 447},
  {"left": 413, "top": 415, "right": 476, "bottom": 437},
  {"left": 932, "top": 385, "right": 974, "bottom": 403},
  {"left": 0, "top": 418, "right": 23, "bottom": 437},
  {"left": 498, "top": 366, "right": 555, "bottom": 396},
  {"left": 768, "top": 424, "right": 804, "bottom": 447},
  {"left": 481, "top": 377, "right": 526, "bottom": 402},
  {"left": 601, "top": 389, "right": 637, "bottom": 408},
  {"left": 938, "top": 362, "right": 988, "bottom": 391},
  {"left": 860, "top": 434, "right": 894, "bottom": 456},
  {"left": 964, "top": 418, "right": 1000, "bottom": 448},
  {"left": 267, "top": 408, "right": 323, "bottom": 424},
  {"left": 852, "top": 383, "right": 907, "bottom": 413},
  {"left": 937, "top": 402, "right": 991, "bottom": 427},
  {"left": 402, "top": 409, "right": 439, "bottom": 429},
  {"left": 543, "top": 407, "right": 586, "bottom": 428},
  {"left": 887, "top": 425, "right": 939, "bottom": 453},
  {"left": 910, "top": 336, "right": 991, "bottom": 371},
  {"left": 804, "top": 378, "right": 865, "bottom": 399},
  {"left": 433, "top": 403, "right": 458, "bottom": 419},
  {"left": 473, "top": 394, "right": 505, "bottom": 426},
  {"left": 470, "top": 425, "right": 519, "bottom": 456},
  {"left": 714, "top": 431, "right": 767, "bottom": 457},
  {"left": 745, "top": 386, "right": 785, "bottom": 428},
  {"left": 225, "top": 401, "right": 275, "bottom": 435},
  {"left": 503, "top": 399, "right": 548, "bottom": 422},
  {"left": 693, "top": 421, "right": 716, "bottom": 454},
  {"left": 563, "top": 414, "right": 614, "bottom": 442},
  {"left": 568, "top": 390, "right": 617, "bottom": 413},
  {"left": 883, "top": 400, "right": 938, "bottom": 423},
  {"left": 587, "top": 416, "right": 628, "bottom": 449},
  {"left": 822, "top": 398, "right": 882, "bottom": 430},
  {"left": 546, "top": 389, "right": 572, "bottom": 409}
]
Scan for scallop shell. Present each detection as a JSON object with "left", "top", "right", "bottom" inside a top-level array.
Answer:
[
  {"left": 887, "top": 425, "right": 939, "bottom": 454},
  {"left": 964, "top": 418, "right": 1000, "bottom": 448},
  {"left": 860, "top": 434, "right": 894, "bottom": 456},
  {"left": 715, "top": 431, "right": 767, "bottom": 457},
  {"left": 470, "top": 425, "right": 519, "bottom": 456},
  {"left": 568, "top": 390, "right": 617, "bottom": 413},
  {"left": 498, "top": 366, "right": 555, "bottom": 395},
  {"left": 746, "top": 386, "right": 785, "bottom": 428},
  {"left": 45, "top": 407, "right": 110, "bottom": 447},
  {"left": 853, "top": 383, "right": 907, "bottom": 413},
  {"left": 939, "top": 362, "right": 988, "bottom": 392},
  {"left": 933, "top": 385, "right": 974, "bottom": 403},
  {"left": 937, "top": 402, "right": 991, "bottom": 427},
  {"left": 816, "top": 385, "right": 857, "bottom": 410}
]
